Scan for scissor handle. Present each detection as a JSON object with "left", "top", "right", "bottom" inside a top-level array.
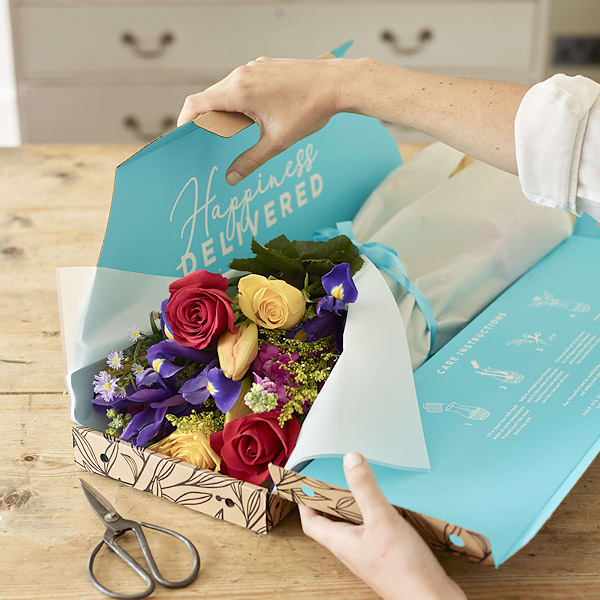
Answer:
[
  {"left": 134, "top": 521, "right": 201, "bottom": 588},
  {"left": 88, "top": 538, "right": 155, "bottom": 600},
  {"left": 87, "top": 522, "right": 199, "bottom": 599}
]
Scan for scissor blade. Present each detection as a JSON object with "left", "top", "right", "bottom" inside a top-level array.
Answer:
[{"left": 80, "top": 479, "right": 120, "bottom": 523}]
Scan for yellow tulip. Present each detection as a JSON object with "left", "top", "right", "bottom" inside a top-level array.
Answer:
[
  {"left": 237, "top": 275, "right": 305, "bottom": 330},
  {"left": 217, "top": 322, "right": 259, "bottom": 381},
  {"left": 150, "top": 431, "right": 221, "bottom": 471}
]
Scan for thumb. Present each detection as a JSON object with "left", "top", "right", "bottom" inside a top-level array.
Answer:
[
  {"left": 226, "top": 135, "right": 285, "bottom": 185},
  {"left": 343, "top": 451, "right": 396, "bottom": 524}
]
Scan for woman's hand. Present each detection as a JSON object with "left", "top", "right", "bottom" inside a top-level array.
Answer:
[
  {"left": 299, "top": 452, "right": 466, "bottom": 600},
  {"left": 177, "top": 57, "right": 351, "bottom": 185}
]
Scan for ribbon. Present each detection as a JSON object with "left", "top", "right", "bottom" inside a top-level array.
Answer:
[{"left": 314, "top": 221, "right": 438, "bottom": 358}]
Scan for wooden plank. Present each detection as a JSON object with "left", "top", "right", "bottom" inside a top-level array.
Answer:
[{"left": 0, "top": 145, "right": 136, "bottom": 393}]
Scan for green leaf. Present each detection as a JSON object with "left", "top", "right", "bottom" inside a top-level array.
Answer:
[
  {"left": 292, "top": 239, "right": 322, "bottom": 257},
  {"left": 228, "top": 256, "right": 270, "bottom": 274},
  {"left": 250, "top": 239, "right": 305, "bottom": 277},
  {"left": 149, "top": 311, "right": 160, "bottom": 335},
  {"left": 265, "top": 235, "right": 300, "bottom": 259},
  {"left": 348, "top": 256, "right": 364, "bottom": 275},
  {"left": 297, "top": 235, "right": 359, "bottom": 263}
]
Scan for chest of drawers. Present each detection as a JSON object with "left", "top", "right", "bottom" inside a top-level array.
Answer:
[{"left": 10, "top": 0, "right": 549, "bottom": 143}]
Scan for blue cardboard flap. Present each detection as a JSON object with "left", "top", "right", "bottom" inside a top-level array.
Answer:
[{"left": 98, "top": 45, "right": 401, "bottom": 277}]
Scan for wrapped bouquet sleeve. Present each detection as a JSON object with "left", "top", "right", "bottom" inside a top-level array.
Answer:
[{"left": 349, "top": 143, "right": 573, "bottom": 369}]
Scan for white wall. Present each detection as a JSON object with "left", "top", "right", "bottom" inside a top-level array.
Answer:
[{"left": 0, "top": 0, "right": 20, "bottom": 146}]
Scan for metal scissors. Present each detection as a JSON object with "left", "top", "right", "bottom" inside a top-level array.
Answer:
[{"left": 80, "top": 479, "right": 200, "bottom": 599}]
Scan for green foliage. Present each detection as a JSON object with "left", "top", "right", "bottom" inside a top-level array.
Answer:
[
  {"left": 105, "top": 408, "right": 132, "bottom": 438},
  {"left": 229, "top": 235, "right": 363, "bottom": 298},
  {"left": 258, "top": 328, "right": 340, "bottom": 426},
  {"left": 166, "top": 408, "right": 225, "bottom": 435}
]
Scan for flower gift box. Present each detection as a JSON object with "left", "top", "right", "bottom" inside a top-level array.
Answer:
[{"left": 58, "top": 43, "right": 441, "bottom": 540}]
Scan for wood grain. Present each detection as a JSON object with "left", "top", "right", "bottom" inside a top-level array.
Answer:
[{"left": 1, "top": 144, "right": 600, "bottom": 599}]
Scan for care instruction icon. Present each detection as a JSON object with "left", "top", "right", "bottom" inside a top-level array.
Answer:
[
  {"left": 423, "top": 401, "right": 490, "bottom": 421},
  {"left": 470, "top": 360, "right": 524, "bottom": 384}
]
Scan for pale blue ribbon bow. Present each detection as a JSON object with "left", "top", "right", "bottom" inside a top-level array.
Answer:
[{"left": 314, "top": 220, "right": 438, "bottom": 358}]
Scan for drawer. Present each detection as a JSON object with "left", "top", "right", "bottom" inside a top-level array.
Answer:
[
  {"left": 13, "top": 2, "right": 537, "bottom": 80},
  {"left": 18, "top": 82, "right": 205, "bottom": 143}
]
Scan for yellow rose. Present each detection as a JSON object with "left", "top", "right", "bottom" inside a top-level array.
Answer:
[
  {"left": 237, "top": 275, "right": 305, "bottom": 330},
  {"left": 150, "top": 431, "right": 221, "bottom": 471}
]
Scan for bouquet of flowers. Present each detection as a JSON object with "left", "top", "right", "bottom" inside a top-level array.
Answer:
[{"left": 91, "top": 234, "right": 362, "bottom": 486}]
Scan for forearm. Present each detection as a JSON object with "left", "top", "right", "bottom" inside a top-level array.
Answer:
[{"left": 339, "top": 58, "right": 529, "bottom": 175}]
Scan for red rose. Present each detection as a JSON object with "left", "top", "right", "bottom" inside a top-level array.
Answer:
[
  {"left": 166, "top": 270, "right": 235, "bottom": 350},
  {"left": 210, "top": 412, "right": 301, "bottom": 485}
]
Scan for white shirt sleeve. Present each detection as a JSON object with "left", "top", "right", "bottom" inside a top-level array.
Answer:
[{"left": 514, "top": 74, "right": 600, "bottom": 221}]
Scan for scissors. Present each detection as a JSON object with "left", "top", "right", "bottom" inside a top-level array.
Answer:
[{"left": 80, "top": 479, "right": 200, "bottom": 599}]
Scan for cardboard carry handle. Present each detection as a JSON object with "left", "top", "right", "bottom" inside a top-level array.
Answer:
[{"left": 193, "top": 52, "right": 336, "bottom": 138}]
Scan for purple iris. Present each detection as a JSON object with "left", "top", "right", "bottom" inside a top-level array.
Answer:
[
  {"left": 206, "top": 367, "right": 242, "bottom": 413},
  {"left": 286, "top": 263, "right": 358, "bottom": 352},
  {"left": 177, "top": 361, "right": 241, "bottom": 413},
  {"left": 178, "top": 359, "right": 218, "bottom": 405},
  {"left": 120, "top": 397, "right": 191, "bottom": 446},
  {"left": 146, "top": 339, "right": 214, "bottom": 379},
  {"left": 317, "top": 262, "right": 358, "bottom": 316},
  {"left": 95, "top": 339, "right": 216, "bottom": 447},
  {"left": 160, "top": 298, "right": 174, "bottom": 340}
]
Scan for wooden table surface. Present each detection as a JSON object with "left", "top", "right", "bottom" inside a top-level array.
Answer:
[{"left": 1, "top": 143, "right": 600, "bottom": 600}]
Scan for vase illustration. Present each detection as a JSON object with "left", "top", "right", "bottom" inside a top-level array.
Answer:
[
  {"left": 529, "top": 292, "right": 590, "bottom": 313},
  {"left": 470, "top": 360, "right": 524, "bottom": 384},
  {"left": 476, "top": 367, "right": 524, "bottom": 384},
  {"left": 423, "top": 402, "right": 490, "bottom": 421},
  {"left": 446, "top": 402, "right": 490, "bottom": 420}
]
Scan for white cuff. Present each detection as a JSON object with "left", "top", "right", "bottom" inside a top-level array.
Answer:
[{"left": 515, "top": 74, "right": 600, "bottom": 216}]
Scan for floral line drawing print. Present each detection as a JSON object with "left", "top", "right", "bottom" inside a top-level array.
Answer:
[{"left": 72, "top": 425, "right": 294, "bottom": 533}]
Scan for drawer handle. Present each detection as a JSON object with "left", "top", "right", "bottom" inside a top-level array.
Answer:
[
  {"left": 120, "top": 31, "right": 175, "bottom": 59},
  {"left": 380, "top": 27, "right": 433, "bottom": 56},
  {"left": 123, "top": 115, "right": 176, "bottom": 142}
]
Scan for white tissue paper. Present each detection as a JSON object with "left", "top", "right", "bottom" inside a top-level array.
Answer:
[{"left": 352, "top": 142, "right": 574, "bottom": 369}]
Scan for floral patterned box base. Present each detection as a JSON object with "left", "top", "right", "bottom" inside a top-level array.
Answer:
[
  {"left": 73, "top": 424, "right": 492, "bottom": 562},
  {"left": 73, "top": 425, "right": 293, "bottom": 533},
  {"left": 268, "top": 465, "right": 493, "bottom": 565}
]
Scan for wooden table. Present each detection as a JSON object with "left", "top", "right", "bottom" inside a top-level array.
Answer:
[{"left": 1, "top": 143, "right": 600, "bottom": 600}]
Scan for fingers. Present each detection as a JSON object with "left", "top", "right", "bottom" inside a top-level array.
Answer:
[
  {"left": 177, "top": 86, "right": 226, "bottom": 127},
  {"left": 226, "top": 135, "right": 286, "bottom": 185},
  {"left": 298, "top": 503, "right": 354, "bottom": 549},
  {"left": 343, "top": 452, "right": 396, "bottom": 524}
]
